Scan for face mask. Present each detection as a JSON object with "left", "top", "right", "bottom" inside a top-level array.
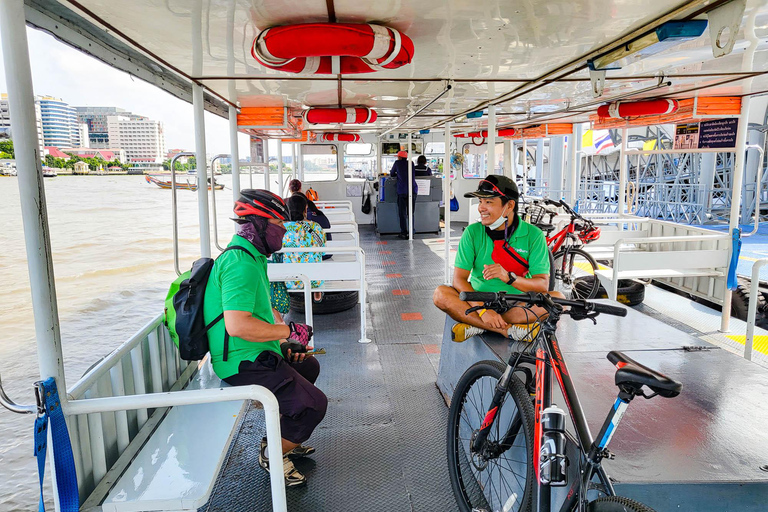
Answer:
[
  {"left": 236, "top": 218, "right": 286, "bottom": 255},
  {"left": 263, "top": 221, "right": 287, "bottom": 254},
  {"left": 482, "top": 204, "right": 509, "bottom": 230}
]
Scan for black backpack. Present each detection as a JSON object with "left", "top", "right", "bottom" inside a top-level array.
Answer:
[{"left": 164, "top": 245, "right": 255, "bottom": 361}]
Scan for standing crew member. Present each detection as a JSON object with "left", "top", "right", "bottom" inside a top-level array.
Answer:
[
  {"left": 390, "top": 150, "right": 418, "bottom": 239},
  {"left": 204, "top": 189, "right": 327, "bottom": 487}
]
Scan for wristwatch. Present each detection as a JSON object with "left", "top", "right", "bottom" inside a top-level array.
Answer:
[{"left": 506, "top": 271, "right": 517, "bottom": 285}]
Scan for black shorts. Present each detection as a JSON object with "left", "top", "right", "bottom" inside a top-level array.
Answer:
[{"left": 224, "top": 351, "right": 327, "bottom": 444}]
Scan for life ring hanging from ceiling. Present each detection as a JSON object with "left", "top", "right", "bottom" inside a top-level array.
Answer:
[
  {"left": 304, "top": 107, "right": 377, "bottom": 125},
  {"left": 597, "top": 99, "right": 679, "bottom": 119},
  {"left": 322, "top": 133, "right": 362, "bottom": 142},
  {"left": 252, "top": 22, "right": 415, "bottom": 74},
  {"left": 453, "top": 128, "right": 518, "bottom": 140}
]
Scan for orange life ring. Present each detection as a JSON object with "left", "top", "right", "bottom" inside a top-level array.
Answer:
[
  {"left": 304, "top": 107, "right": 377, "bottom": 125},
  {"left": 322, "top": 133, "right": 362, "bottom": 142},
  {"left": 252, "top": 23, "right": 415, "bottom": 74}
]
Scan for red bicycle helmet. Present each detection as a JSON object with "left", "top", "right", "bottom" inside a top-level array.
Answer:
[
  {"left": 234, "top": 189, "right": 289, "bottom": 221},
  {"left": 579, "top": 225, "right": 601, "bottom": 243}
]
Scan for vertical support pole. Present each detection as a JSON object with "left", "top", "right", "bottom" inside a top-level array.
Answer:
[
  {"left": 522, "top": 139, "right": 528, "bottom": 195},
  {"left": 700, "top": 153, "right": 716, "bottom": 214},
  {"left": 297, "top": 142, "right": 303, "bottom": 181},
  {"left": 0, "top": 0, "right": 65, "bottom": 386},
  {"left": 277, "top": 140, "right": 284, "bottom": 196},
  {"left": 549, "top": 136, "right": 565, "bottom": 199},
  {"left": 487, "top": 106, "right": 496, "bottom": 175},
  {"left": 291, "top": 143, "right": 297, "bottom": 179},
  {"left": 618, "top": 127, "right": 628, "bottom": 215},
  {"left": 192, "top": 84, "right": 211, "bottom": 258},
  {"left": 263, "top": 138, "right": 271, "bottom": 192},
  {"left": 407, "top": 132, "right": 414, "bottom": 240},
  {"left": 535, "top": 139, "right": 544, "bottom": 192},
  {"left": 503, "top": 139, "right": 512, "bottom": 178},
  {"left": 444, "top": 123, "right": 452, "bottom": 285},
  {"left": 377, "top": 140, "right": 383, "bottom": 178},
  {"left": 229, "top": 106, "right": 241, "bottom": 204},
  {"left": 569, "top": 124, "right": 582, "bottom": 204}
]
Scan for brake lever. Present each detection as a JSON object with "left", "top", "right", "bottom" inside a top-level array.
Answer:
[
  {"left": 570, "top": 310, "right": 598, "bottom": 324},
  {"left": 465, "top": 305, "right": 484, "bottom": 315}
]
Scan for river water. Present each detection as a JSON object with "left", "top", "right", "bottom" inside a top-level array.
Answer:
[{"left": 0, "top": 174, "right": 254, "bottom": 510}]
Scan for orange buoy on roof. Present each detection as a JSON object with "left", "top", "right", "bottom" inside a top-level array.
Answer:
[
  {"left": 252, "top": 23, "right": 414, "bottom": 74},
  {"left": 454, "top": 128, "right": 518, "bottom": 138},
  {"left": 590, "top": 97, "right": 741, "bottom": 129},
  {"left": 304, "top": 107, "right": 377, "bottom": 125},
  {"left": 597, "top": 99, "right": 679, "bottom": 119},
  {"left": 322, "top": 133, "right": 361, "bottom": 142}
]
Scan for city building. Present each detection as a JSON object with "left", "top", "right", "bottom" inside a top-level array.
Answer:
[
  {"left": 106, "top": 114, "right": 166, "bottom": 171},
  {"left": 1, "top": 93, "right": 45, "bottom": 156},
  {"left": 37, "top": 96, "right": 83, "bottom": 148},
  {"left": 75, "top": 106, "right": 134, "bottom": 148},
  {"left": 59, "top": 147, "right": 127, "bottom": 162}
]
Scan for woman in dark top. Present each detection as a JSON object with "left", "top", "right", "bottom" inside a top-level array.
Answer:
[{"left": 414, "top": 155, "right": 433, "bottom": 176}]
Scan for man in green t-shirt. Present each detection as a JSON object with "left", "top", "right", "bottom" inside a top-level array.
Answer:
[
  {"left": 204, "top": 189, "right": 326, "bottom": 487},
  {"left": 433, "top": 175, "right": 560, "bottom": 342}
]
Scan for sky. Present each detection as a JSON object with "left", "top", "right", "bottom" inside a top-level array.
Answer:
[{"left": 0, "top": 26, "right": 250, "bottom": 156}]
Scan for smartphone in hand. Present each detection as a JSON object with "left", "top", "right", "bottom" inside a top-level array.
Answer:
[{"left": 304, "top": 348, "right": 326, "bottom": 355}]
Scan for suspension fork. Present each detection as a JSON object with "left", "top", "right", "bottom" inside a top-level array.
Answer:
[{"left": 471, "top": 363, "right": 516, "bottom": 453}]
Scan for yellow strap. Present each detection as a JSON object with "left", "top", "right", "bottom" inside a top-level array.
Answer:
[{"left": 477, "top": 308, "right": 487, "bottom": 318}]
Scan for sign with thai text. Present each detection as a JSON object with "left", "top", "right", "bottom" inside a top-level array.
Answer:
[{"left": 674, "top": 118, "right": 738, "bottom": 150}]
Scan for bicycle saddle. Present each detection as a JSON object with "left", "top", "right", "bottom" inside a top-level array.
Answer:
[
  {"left": 607, "top": 351, "right": 682, "bottom": 398},
  {"left": 535, "top": 223, "right": 555, "bottom": 234}
]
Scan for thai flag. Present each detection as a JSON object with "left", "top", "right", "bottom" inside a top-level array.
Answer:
[{"left": 594, "top": 130, "right": 614, "bottom": 154}]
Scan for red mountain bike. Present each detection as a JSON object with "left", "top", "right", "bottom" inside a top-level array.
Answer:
[
  {"left": 525, "top": 199, "right": 602, "bottom": 300},
  {"left": 447, "top": 291, "right": 682, "bottom": 512}
]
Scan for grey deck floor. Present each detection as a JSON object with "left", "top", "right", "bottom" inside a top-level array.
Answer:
[{"left": 202, "top": 226, "right": 461, "bottom": 512}]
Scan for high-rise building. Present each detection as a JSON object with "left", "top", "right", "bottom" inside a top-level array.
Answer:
[
  {"left": 0, "top": 93, "right": 45, "bottom": 156},
  {"left": 107, "top": 115, "right": 166, "bottom": 169},
  {"left": 37, "top": 96, "right": 80, "bottom": 148},
  {"left": 75, "top": 106, "right": 132, "bottom": 148}
]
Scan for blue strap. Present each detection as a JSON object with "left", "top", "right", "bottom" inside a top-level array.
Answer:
[
  {"left": 573, "top": 199, "right": 580, "bottom": 213},
  {"left": 727, "top": 228, "right": 742, "bottom": 290},
  {"left": 34, "top": 378, "right": 79, "bottom": 512}
]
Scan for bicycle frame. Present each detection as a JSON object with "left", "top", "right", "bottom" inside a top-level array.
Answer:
[{"left": 546, "top": 221, "right": 576, "bottom": 253}]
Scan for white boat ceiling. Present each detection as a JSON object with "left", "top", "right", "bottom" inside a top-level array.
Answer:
[{"left": 31, "top": 0, "right": 768, "bottom": 133}]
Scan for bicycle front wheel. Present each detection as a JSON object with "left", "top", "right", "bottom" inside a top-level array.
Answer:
[
  {"left": 447, "top": 360, "right": 535, "bottom": 512},
  {"left": 554, "top": 248, "right": 600, "bottom": 299},
  {"left": 587, "top": 496, "right": 657, "bottom": 512}
]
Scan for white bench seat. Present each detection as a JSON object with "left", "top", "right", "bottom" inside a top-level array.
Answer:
[
  {"left": 102, "top": 360, "right": 245, "bottom": 512},
  {"left": 596, "top": 268, "right": 723, "bottom": 281}
]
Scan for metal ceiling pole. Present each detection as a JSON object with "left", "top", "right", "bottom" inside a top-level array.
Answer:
[
  {"left": 444, "top": 122, "right": 452, "bottom": 285},
  {"left": 503, "top": 140, "right": 512, "bottom": 177},
  {"left": 193, "top": 84, "right": 212, "bottom": 258},
  {"left": 618, "top": 128, "right": 628, "bottom": 215},
  {"left": 277, "top": 140, "right": 284, "bottom": 196},
  {"left": 487, "top": 106, "right": 496, "bottom": 175},
  {"left": 263, "top": 138, "right": 270, "bottom": 192},
  {"left": 408, "top": 131, "right": 413, "bottom": 240},
  {"left": 522, "top": 138, "right": 528, "bottom": 195},
  {"left": 0, "top": 0, "right": 65, "bottom": 387},
  {"left": 229, "top": 106, "right": 241, "bottom": 204},
  {"left": 535, "top": 139, "right": 544, "bottom": 193}
]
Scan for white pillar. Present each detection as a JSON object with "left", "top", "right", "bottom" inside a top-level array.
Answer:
[
  {"left": 535, "top": 139, "right": 544, "bottom": 192},
  {"left": 377, "top": 140, "right": 383, "bottom": 179},
  {"left": 487, "top": 106, "right": 496, "bottom": 175},
  {"left": 263, "top": 138, "right": 270, "bottom": 192},
  {"left": 291, "top": 143, "right": 297, "bottom": 179},
  {"left": 297, "top": 143, "right": 303, "bottom": 181},
  {"left": 700, "top": 152, "right": 717, "bottom": 213},
  {"left": 522, "top": 139, "right": 528, "bottom": 195},
  {"left": 548, "top": 136, "right": 565, "bottom": 199},
  {"left": 0, "top": 0, "right": 66, "bottom": 386},
  {"left": 408, "top": 132, "right": 414, "bottom": 240},
  {"left": 568, "top": 124, "right": 582, "bottom": 204},
  {"left": 229, "top": 106, "right": 241, "bottom": 204},
  {"left": 618, "top": 128, "right": 628, "bottom": 215},
  {"left": 193, "top": 84, "right": 211, "bottom": 258},
  {"left": 503, "top": 139, "right": 512, "bottom": 178},
  {"left": 444, "top": 124, "right": 452, "bottom": 284},
  {"left": 277, "top": 140, "right": 284, "bottom": 196}
]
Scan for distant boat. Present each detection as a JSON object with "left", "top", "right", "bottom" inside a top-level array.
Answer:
[
  {"left": 42, "top": 167, "right": 57, "bottom": 178},
  {"left": 145, "top": 174, "right": 224, "bottom": 191}
]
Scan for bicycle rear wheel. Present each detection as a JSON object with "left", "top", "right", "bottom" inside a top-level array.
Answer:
[
  {"left": 447, "top": 360, "right": 535, "bottom": 512},
  {"left": 553, "top": 248, "right": 600, "bottom": 299},
  {"left": 587, "top": 496, "right": 657, "bottom": 512}
]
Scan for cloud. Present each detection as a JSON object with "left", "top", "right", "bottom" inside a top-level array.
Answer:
[{"left": 0, "top": 26, "right": 249, "bottom": 156}]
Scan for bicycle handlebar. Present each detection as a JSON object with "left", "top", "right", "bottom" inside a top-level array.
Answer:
[{"left": 458, "top": 291, "right": 627, "bottom": 318}]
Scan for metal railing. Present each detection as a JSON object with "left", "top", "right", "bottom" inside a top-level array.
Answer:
[{"left": 745, "top": 258, "right": 768, "bottom": 362}]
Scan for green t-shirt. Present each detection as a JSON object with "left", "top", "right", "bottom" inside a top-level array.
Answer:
[
  {"left": 203, "top": 235, "right": 281, "bottom": 379},
  {"left": 454, "top": 218, "right": 550, "bottom": 294}
]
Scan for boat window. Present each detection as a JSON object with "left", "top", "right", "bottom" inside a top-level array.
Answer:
[
  {"left": 344, "top": 143, "right": 376, "bottom": 182},
  {"left": 425, "top": 142, "right": 444, "bottom": 155},
  {"left": 302, "top": 144, "right": 338, "bottom": 182},
  {"left": 462, "top": 142, "right": 505, "bottom": 179}
]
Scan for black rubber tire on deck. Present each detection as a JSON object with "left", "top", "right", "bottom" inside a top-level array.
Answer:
[
  {"left": 587, "top": 496, "right": 657, "bottom": 512},
  {"left": 447, "top": 360, "right": 535, "bottom": 512},
  {"left": 289, "top": 290, "right": 359, "bottom": 315},
  {"left": 576, "top": 277, "right": 646, "bottom": 307}
]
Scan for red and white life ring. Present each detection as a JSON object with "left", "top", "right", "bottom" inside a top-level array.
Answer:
[
  {"left": 304, "top": 107, "right": 377, "bottom": 125},
  {"left": 322, "top": 133, "right": 362, "bottom": 142},
  {"left": 252, "top": 23, "right": 415, "bottom": 75},
  {"left": 597, "top": 99, "right": 679, "bottom": 119}
]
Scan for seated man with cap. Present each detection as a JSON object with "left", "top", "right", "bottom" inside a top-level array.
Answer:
[{"left": 433, "top": 174, "right": 559, "bottom": 342}]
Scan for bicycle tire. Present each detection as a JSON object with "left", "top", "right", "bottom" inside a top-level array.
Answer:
[
  {"left": 587, "top": 496, "right": 657, "bottom": 512},
  {"left": 553, "top": 248, "right": 600, "bottom": 299},
  {"left": 447, "top": 360, "right": 535, "bottom": 512}
]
